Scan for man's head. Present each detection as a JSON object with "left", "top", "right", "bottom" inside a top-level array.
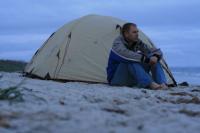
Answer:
[{"left": 122, "top": 23, "right": 139, "bottom": 43}]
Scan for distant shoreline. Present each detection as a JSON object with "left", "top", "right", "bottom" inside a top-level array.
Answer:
[{"left": 0, "top": 59, "right": 27, "bottom": 72}]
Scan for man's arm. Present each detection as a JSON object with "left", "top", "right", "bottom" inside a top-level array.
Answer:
[
  {"left": 112, "top": 38, "right": 148, "bottom": 63},
  {"left": 148, "top": 48, "right": 163, "bottom": 65},
  {"left": 138, "top": 40, "right": 163, "bottom": 64}
]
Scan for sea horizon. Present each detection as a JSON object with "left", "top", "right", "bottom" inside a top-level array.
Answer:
[{"left": 170, "top": 66, "right": 200, "bottom": 86}]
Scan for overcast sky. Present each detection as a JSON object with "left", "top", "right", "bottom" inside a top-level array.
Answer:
[{"left": 0, "top": 0, "right": 200, "bottom": 67}]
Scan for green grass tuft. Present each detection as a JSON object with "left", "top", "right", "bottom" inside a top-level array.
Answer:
[{"left": 0, "top": 87, "right": 24, "bottom": 102}]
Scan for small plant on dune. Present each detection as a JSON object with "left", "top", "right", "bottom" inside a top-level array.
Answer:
[{"left": 0, "top": 87, "right": 24, "bottom": 102}]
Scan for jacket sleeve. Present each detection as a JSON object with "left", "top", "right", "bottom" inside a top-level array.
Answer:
[
  {"left": 138, "top": 40, "right": 163, "bottom": 60},
  {"left": 137, "top": 40, "right": 151, "bottom": 55},
  {"left": 112, "top": 38, "right": 147, "bottom": 63},
  {"left": 149, "top": 48, "right": 163, "bottom": 60}
]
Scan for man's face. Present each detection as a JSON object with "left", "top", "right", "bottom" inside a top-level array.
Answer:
[{"left": 125, "top": 26, "right": 139, "bottom": 43}]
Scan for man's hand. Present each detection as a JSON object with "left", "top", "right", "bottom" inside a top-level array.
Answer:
[{"left": 149, "top": 56, "right": 158, "bottom": 65}]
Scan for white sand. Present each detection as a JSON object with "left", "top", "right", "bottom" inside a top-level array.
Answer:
[{"left": 0, "top": 72, "right": 200, "bottom": 133}]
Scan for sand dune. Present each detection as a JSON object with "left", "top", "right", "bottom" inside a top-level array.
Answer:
[{"left": 0, "top": 72, "right": 200, "bottom": 133}]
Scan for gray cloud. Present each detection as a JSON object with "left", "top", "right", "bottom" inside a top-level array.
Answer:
[
  {"left": 0, "top": 0, "right": 200, "bottom": 66},
  {"left": 1, "top": 0, "right": 199, "bottom": 33},
  {"left": 0, "top": 34, "right": 48, "bottom": 52},
  {"left": 0, "top": 50, "right": 34, "bottom": 61}
]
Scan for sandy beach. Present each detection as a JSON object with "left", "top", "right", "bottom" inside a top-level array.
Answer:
[{"left": 0, "top": 72, "right": 200, "bottom": 133}]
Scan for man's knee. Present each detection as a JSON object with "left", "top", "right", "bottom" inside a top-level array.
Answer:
[{"left": 127, "top": 62, "right": 145, "bottom": 73}]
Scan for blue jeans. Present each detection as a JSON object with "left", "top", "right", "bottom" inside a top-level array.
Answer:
[{"left": 110, "top": 62, "right": 167, "bottom": 88}]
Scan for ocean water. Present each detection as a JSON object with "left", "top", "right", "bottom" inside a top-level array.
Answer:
[{"left": 170, "top": 67, "right": 200, "bottom": 86}]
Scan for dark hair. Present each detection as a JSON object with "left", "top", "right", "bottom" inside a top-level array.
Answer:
[{"left": 121, "top": 23, "right": 137, "bottom": 36}]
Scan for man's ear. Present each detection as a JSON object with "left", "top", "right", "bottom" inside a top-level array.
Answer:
[{"left": 124, "top": 31, "right": 128, "bottom": 38}]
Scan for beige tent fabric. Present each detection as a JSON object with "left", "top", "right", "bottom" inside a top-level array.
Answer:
[{"left": 24, "top": 14, "right": 176, "bottom": 86}]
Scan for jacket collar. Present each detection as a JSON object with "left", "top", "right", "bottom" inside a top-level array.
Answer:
[
  {"left": 119, "top": 35, "right": 139, "bottom": 50},
  {"left": 119, "top": 35, "right": 129, "bottom": 45}
]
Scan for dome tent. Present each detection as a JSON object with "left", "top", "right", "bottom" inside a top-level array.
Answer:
[{"left": 24, "top": 14, "right": 177, "bottom": 86}]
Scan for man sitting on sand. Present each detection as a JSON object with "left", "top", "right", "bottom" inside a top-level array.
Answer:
[{"left": 106, "top": 23, "right": 168, "bottom": 89}]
